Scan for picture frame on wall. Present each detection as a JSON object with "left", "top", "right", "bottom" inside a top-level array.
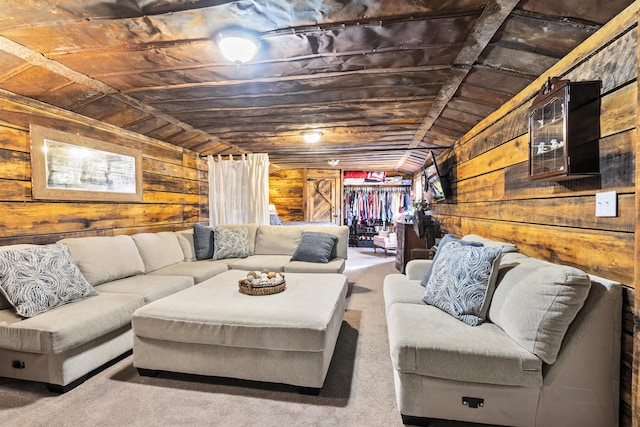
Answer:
[{"left": 30, "top": 124, "right": 143, "bottom": 202}]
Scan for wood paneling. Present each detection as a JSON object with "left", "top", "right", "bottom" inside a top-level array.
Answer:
[
  {"left": 269, "top": 169, "right": 305, "bottom": 221},
  {"left": 0, "top": 91, "right": 207, "bottom": 245},
  {"left": 432, "top": 12, "right": 638, "bottom": 426}
]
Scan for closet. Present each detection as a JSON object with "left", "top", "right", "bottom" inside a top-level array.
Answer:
[{"left": 344, "top": 185, "right": 411, "bottom": 247}]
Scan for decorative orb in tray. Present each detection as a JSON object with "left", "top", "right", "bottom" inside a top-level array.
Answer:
[{"left": 238, "top": 269, "right": 286, "bottom": 296}]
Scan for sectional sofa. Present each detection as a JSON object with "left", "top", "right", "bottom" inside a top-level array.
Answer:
[
  {"left": 383, "top": 234, "right": 622, "bottom": 427},
  {"left": 0, "top": 223, "right": 348, "bottom": 392}
]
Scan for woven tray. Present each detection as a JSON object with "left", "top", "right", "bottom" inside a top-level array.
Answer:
[
  {"left": 238, "top": 279, "right": 286, "bottom": 296},
  {"left": 238, "top": 271, "right": 286, "bottom": 296}
]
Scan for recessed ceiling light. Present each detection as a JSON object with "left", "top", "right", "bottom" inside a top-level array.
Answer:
[
  {"left": 215, "top": 28, "right": 259, "bottom": 63},
  {"left": 327, "top": 159, "right": 339, "bottom": 167},
  {"left": 303, "top": 131, "right": 322, "bottom": 144}
]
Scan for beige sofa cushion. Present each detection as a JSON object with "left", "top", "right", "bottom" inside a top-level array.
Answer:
[
  {"left": 382, "top": 274, "right": 426, "bottom": 312},
  {"left": 150, "top": 260, "right": 229, "bottom": 283},
  {"left": 284, "top": 258, "right": 345, "bottom": 274},
  {"left": 230, "top": 255, "right": 293, "bottom": 272},
  {"left": 461, "top": 234, "right": 518, "bottom": 253},
  {"left": 95, "top": 274, "right": 194, "bottom": 304},
  {"left": 174, "top": 229, "right": 196, "bottom": 261},
  {"left": 132, "top": 232, "right": 185, "bottom": 272},
  {"left": 0, "top": 292, "right": 144, "bottom": 354},
  {"left": 489, "top": 252, "right": 591, "bottom": 364},
  {"left": 254, "top": 225, "right": 302, "bottom": 255},
  {"left": 387, "top": 302, "right": 542, "bottom": 387},
  {"left": 59, "top": 235, "right": 145, "bottom": 286}
]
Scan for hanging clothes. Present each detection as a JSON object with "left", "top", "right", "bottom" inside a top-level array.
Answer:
[{"left": 343, "top": 185, "right": 411, "bottom": 225}]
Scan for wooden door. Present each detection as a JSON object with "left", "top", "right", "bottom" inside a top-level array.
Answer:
[{"left": 304, "top": 169, "right": 341, "bottom": 225}]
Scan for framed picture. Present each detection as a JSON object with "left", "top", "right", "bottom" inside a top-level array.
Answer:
[{"left": 30, "top": 124, "right": 143, "bottom": 202}]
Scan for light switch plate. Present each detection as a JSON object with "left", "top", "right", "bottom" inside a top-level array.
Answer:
[{"left": 595, "top": 191, "right": 617, "bottom": 217}]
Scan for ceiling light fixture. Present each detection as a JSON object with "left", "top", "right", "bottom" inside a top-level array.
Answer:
[
  {"left": 303, "top": 131, "right": 322, "bottom": 144},
  {"left": 215, "top": 28, "right": 260, "bottom": 64},
  {"left": 327, "top": 159, "right": 339, "bottom": 167}
]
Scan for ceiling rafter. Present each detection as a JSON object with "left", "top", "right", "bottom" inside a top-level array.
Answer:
[{"left": 395, "top": 0, "right": 521, "bottom": 171}]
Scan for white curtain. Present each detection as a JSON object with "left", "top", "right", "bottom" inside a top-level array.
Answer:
[{"left": 208, "top": 153, "right": 270, "bottom": 225}]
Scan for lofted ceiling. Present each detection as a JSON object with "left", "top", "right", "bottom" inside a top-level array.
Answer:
[{"left": 0, "top": 0, "right": 634, "bottom": 173}]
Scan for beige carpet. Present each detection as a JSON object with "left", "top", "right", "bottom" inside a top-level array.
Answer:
[{"left": 0, "top": 247, "right": 411, "bottom": 427}]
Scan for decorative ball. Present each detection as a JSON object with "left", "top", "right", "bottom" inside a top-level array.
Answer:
[{"left": 261, "top": 268, "right": 270, "bottom": 274}]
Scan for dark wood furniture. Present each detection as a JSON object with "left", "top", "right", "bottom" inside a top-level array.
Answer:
[{"left": 395, "top": 221, "right": 429, "bottom": 273}]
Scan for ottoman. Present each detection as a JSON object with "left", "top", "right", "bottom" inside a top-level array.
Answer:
[{"left": 132, "top": 270, "right": 348, "bottom": 390}]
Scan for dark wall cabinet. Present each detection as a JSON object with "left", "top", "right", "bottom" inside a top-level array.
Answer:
[{"left": 528, "top": 77, "right": 601, "bottom": 182}]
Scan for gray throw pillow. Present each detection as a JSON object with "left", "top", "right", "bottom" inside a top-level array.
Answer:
[
  {"left": 422, "top": 241, "right": 501, "bottom": 326},
  {"left": 421, "top": 234, "right": 483, "bottom": 287},
  {"left": 193, "top": 223, "right": 214, "bottom": 260},
  {"left": 0, "top": 244, "right": 98, "bottom": 318},
  {"left": 213, "top": 227, "right": 250, "bottom": 260},
  {"left": 291, "top": 232, "right": 337, "bottom": 263}
]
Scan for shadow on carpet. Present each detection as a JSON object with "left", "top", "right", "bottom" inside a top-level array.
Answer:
[{"left": 107, "top": 309, "right": 362, "bottom": 408}]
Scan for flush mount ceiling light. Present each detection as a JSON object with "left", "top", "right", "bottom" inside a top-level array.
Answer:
[
  {"left": 215, "top": 28, "right": 260, "bottom": 63},
  {"left": 303, "top": 131, "right": 322, "bottom": 144},
  {"left": 327, "top": 159, "right": 339, "bottom": 167}
]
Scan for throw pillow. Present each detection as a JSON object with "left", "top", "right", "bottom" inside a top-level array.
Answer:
[
  {"left": 291, "top": 232, "right": 338, "bottom": 263},
  {"left": 193, "top": 223, "right": 214, "bottom": 260},
  {"left": 422, "top": 241, "right": 502, "bottom": 326},
  {"left": 0, "top": 244, "right": 98, "bottom": 318},
  {"left": 420, "top": 234, "right": 483, "bottom": 287},
  {"left": 213, "top": 227, "right": 250, "bottom": 260}
]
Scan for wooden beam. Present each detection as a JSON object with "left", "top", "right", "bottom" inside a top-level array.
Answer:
[
  {"left": 0, "top": 35, "right": 241, "bottom": 153},
  {"left": 458, "top": 1, "right": 640, "bottom": 148},
  {"left": 395, "top": 0, "right": 521, "bottom": 170},
  {"left": 122, "top": 65, "right": 451, "bottom": 93}
]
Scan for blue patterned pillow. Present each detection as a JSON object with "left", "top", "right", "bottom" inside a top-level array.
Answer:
[
  {"left": 422, "top": 241, "right": 501, "bottom": 326},
  {"left": 420, "top": 234, "right": 483, "bottom": 287},
  {"left": 213, "top": 227, "right": 250, "bottom": 260},
  {"left": 0, "top": 244, "right": 98, "bottom": 318}
]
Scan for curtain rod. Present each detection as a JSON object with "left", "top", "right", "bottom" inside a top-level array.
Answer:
[{"left": 198, "top": 146, "right": 453, "bottom": 158}]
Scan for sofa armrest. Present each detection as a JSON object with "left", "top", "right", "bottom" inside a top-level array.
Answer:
[{"left": 405, "top": 260, "right": 432, "bottom": 281}]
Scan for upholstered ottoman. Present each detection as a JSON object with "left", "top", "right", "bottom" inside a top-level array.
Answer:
[{"left": 132, "top": 270, "right": 348, "bottom": 391}]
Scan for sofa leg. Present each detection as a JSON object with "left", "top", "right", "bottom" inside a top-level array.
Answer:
[
  {"left": 297, "top": 386, "right": 321, "bottom": 395},
  {"left": 46, "top": 377, "right": 84, "bottom": 394},
  {"left": 401, "top": 414, "right": 434, "bottom": 426},
  {"left": 137, "top": 368, "right": 159, "bottom": 377}
]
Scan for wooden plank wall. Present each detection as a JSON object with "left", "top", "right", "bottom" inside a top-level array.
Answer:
[
  {"left": 269, "top": 168, "right": 305, "bottom": 221},
  {"left": 0, "top": 89, "right": 207, "bottom": 245},
  {"left": 431, "top": 7, "right": 639, "bottom": 426}
]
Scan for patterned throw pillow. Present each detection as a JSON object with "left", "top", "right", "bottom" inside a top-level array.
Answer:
[
  {"left": 213, "top": 227, "right": 250, "bottom": 260},
  {"left": 422, "top": 241, "right": 501, "bottom": 326},
  {"left": 0, "top": 244, "right": 98, "bottom": 318},
  {"left": 420, "top": 234, "right": 483, "bottom": 287}
]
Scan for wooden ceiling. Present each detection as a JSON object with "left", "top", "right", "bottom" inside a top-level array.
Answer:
[{"left": 0, "top": 0, "right": 634, "bottom": 173}]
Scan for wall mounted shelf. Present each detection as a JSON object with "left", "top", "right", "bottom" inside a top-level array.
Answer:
[{"left": 528, "top": 77, "right": 601, "bottom": 182}]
